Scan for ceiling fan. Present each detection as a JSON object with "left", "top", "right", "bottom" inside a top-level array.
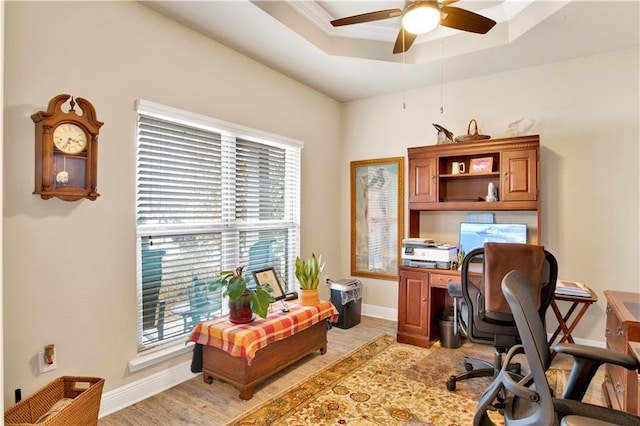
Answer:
[{"left": 330, "top": 1, "right": 497, "bottom": 54}]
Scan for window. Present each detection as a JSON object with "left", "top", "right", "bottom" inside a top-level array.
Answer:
[{"left": 135, "top": 100, "right": 302, "bottom": 352}]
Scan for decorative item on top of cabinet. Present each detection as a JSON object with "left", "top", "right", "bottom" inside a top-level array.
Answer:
[
  {"left": 454, "top": 119, "right": 490, "bottom": 143},
  {"left": 31, "top": 94, "right": 104, "bottom": 201},
  {"left": 433, "top": 123, "right": 454, "bottom": 145}
]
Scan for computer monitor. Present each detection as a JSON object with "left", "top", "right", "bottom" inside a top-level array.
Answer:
[{"left": 458, "top": 222, "right": 527, "bottom": 255}]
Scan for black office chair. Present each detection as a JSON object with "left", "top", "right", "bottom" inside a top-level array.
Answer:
[
  {"left": 474, "top": 270, "right": 640, "bottom": 426},
  {"left": 446, "top": 243, "right": 558, "bottom": 392},
  {"left": 141, "top": 248, "right": 167, "bottom": 331},
  {"left": 246, "top": 239, "right": 277, "bottom": 285}
]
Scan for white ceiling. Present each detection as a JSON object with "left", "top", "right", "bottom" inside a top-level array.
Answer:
[{"left": 142, "top": 0, "right": 639, "bottom": 102}]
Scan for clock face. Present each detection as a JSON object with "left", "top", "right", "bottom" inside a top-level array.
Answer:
[{"left": 53, "top": 123, "right": 88, "bottom": 154}]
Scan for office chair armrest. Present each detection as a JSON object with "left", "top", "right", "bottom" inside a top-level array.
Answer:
[
  {"left": 553, "top": 343, "right": 639, "bottom": 370},
  {"left": 560, "top": 415, "right": 621, "bottom": 426},
  {"left": 553, "top": 343, "right": 639, "bottom": 401}
]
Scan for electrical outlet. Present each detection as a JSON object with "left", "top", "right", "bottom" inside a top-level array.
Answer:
[
  {"left": 324, "top": 276, "right": 332, "bottom": 286},
  {"left": 38, "top": 350, "right": 57, "bottom": 374}
]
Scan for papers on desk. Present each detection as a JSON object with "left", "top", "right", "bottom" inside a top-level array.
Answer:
[
  {"left": 403, "top": 237, "right": 435, "bottom": 245},
  {"left": 555, "top": 280, "right": 590, "bottom": 297}
]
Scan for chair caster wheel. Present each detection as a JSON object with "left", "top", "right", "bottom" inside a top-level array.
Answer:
[
  {"left": 464, "top": 362, "right": 474, "bottom": 372},
  {"left": 446, "top": 376, "right": 457, "bottom": 391}
]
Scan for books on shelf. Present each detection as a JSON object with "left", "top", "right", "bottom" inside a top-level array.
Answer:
[{"left": 555, "top": 280, "right": 591, "bottom": 297}]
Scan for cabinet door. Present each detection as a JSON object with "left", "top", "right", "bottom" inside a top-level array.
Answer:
[
  {"left": 409, "top": 157, "right": 437, "bottom": 203},
  {"left": 501, "top": 149, "right": 537, "bottom": 201},
  {"left": 397, "top": 269, "right": 430, "bottom": 347}
]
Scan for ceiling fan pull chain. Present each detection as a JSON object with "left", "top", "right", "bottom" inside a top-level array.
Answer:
[
  {"left": 439, "top": 28, "right": 444, "bottom": 114},
  {"left": 402, "top": 31, "right": 407, "bottom": 110}
]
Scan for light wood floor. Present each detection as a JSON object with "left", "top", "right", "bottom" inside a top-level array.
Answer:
[{"left": 99, "top": 316, "right": 604, "bottom": 425}]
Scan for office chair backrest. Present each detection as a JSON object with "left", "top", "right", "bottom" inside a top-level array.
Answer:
[
  {"left": 502, "top": 270, "right": 553, "bottom": 376},
  {"left": 483, "top": 243, "right": 546, "bottom": 321},
  {"left": 461, "top": 243, "right": 558, "bottom": 347},
  {"left": 472, "top": 270, "right": 556, "bottom": 426}
]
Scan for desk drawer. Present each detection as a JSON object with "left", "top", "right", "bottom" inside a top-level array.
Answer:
[
  {"left": 430, "top": 273, "right": 458, "bottom": 289},
  {"left": 606, "top": 304, "right": 628, "bottom": 353}
]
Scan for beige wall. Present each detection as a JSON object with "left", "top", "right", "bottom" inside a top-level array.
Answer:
[
  {"left": 340, "top": 47, "right": 639, "bottom": 342},
  {"left": 3, "top": 1, "right": 341, "bottom": 405}
]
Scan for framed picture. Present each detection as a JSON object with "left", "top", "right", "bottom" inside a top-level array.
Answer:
[
  {"left": 252, "top": 267, "right": 286, "bottom": 301},
  {"left": 469, "top": 157, "right": 494, "bottom": 174},
  {"left": 351, "top": 157, "right": 404, "bottom": 280}
]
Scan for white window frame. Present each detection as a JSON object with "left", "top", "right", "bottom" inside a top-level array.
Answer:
[{"left": 134, "top": 99, "right": 303, "bottom": 355}]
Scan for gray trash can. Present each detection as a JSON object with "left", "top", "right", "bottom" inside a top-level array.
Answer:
[
  {"left": 438, "top": 307, "right": 462, "bottom": 348},
  {"left": 329, "top": 279, "right": 362, "bottom": 329}
]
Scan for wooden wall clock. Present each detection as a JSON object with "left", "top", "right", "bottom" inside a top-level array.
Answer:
[{"left": 31, "top": 94, "right": 104, "bottom": 201}]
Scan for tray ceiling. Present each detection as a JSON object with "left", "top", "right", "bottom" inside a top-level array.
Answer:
[{"left": 142, "top": 1, "right": 639, "bottom": 102}]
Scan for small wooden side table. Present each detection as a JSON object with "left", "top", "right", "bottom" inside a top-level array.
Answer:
[{"left": 548, "top": 285, "right": 598, "bottom": 359}]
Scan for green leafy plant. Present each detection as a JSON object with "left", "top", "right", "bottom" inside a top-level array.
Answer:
[
  {"left": 209, "top": 266, "right": 273, "bottom": 319},
  {"left": 295, "top": 253, "right": 325, "bottom": 290}
]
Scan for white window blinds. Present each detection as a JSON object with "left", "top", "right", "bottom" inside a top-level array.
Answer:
[{"left": 135, "top": 100, "right": 302, "bottom": 351}]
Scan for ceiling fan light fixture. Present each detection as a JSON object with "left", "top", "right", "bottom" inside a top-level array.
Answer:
[{"left": 402, "top": 3, "right": 440, "bottom": 35}]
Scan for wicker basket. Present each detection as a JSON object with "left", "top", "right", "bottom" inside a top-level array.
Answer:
[
  {"left": 455, "top": 119, "right": 490, "bottom": 143},
  {"left": 4, "top": 376, "right": 104, "bottom": 426}
]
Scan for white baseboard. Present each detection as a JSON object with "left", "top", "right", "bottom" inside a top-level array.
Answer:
[
  {"left": 551, "top": 336, "right": 604, "bottom": 348},
  {"left": 99, "top": 360, "right": 198, "bottom": 418},
  {"left": 362, "top": 304, "right": 397, "bottom": 322}
]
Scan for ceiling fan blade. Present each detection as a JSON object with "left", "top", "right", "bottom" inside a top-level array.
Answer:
[
  {"left": 331, "top": 9, "right": 402, "bottom": 27},
  {"left": 393, "top": 28, "right": 418, "bottom": 54},
  {"left": 440, "top": 6, "right": 496, "bottom": 34}
]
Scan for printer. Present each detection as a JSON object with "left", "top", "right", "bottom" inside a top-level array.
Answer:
[{"left": 401, "top": 238, "right": 457, "bottom": 269}]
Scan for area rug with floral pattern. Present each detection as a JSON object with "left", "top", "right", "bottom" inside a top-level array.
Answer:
[{"left": 229, "top": 334, "right": 565, "bottom": 425}]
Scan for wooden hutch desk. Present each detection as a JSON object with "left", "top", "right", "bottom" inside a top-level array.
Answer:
[
  {"left": 398, "top": 266, "right": 597, "bottom": 350},
  {"left": 400, "top": 135, "right": 541, "bottom": 347}
]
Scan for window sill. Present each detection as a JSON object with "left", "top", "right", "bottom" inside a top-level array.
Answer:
[{"left": 128, "top": 342, "right": 195, "bottom": 373}]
